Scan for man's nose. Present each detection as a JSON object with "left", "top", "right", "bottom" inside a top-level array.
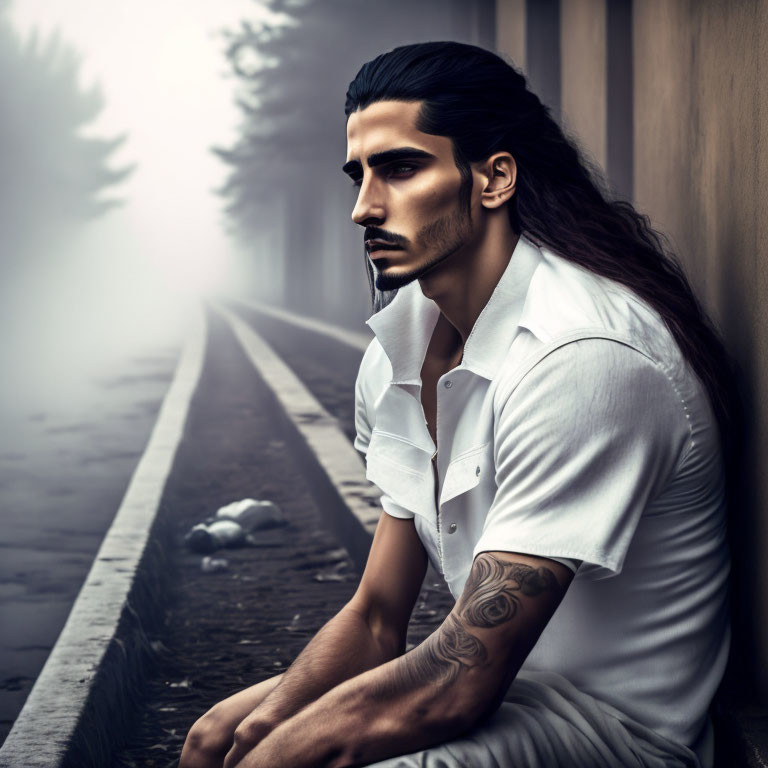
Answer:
[{"left": 351, "top": 176, "right": 385, "bottom": 225}]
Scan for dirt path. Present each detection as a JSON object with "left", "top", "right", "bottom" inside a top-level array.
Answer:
[{"left": 111, "top": 306, "right": 454, "bottom": 767}]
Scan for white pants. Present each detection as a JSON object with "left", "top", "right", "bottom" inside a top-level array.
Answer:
[{"left": 365, "top": 671, "right": 704, "bottom": 768}]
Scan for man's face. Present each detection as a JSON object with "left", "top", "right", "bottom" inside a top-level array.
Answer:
[{"left": 344, "top": 100, "right": 475, "bottom": 292}]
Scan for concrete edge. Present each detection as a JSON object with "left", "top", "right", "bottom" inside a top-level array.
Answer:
[
  {"left": 227, "top": 297, "right": 373, "bottom": 353},
  {"left": 0, "top": 304, "right": 208, "bottom": 768},
  {"left": 213, "top": 302, "right": 381, "bottom": 572}
]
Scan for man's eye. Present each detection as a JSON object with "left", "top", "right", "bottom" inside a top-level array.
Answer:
[
  {"left": 389, "top": 163, "right": 416, "bottom": 176},
  {"left": 349, "top": 163, "right": 415, "bottom": 188}
]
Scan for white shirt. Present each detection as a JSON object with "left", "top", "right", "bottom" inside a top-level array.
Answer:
[{"left": 352, "top": 233, "right": 730, "bottom": 761}]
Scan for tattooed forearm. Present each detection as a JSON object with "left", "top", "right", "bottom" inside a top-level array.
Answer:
[
  {"left": 372, "top": 554, "right": 559, "bottom": 701},
  {"left": 395, "top": 613, "right": 487, "bottom": 688},
  {"left": 459, "top": 554, "right": 558, "bottom": 628},
  {"left": 369, "top": 614, "right": 487, "bottom": 700}
]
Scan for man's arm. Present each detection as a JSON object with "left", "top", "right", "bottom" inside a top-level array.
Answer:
[
  {"left": 222, "top": 511, "right": 428, "bottom": 766},
  {"left": 230, "top": 549, "right": 573, "bottom": 768}
]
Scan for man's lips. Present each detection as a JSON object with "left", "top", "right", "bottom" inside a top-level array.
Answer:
[{"left": 365, "top": 240, "right": 402, "bottom": 253}]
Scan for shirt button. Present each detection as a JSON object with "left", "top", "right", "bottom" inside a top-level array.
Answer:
[
  {"left": 444, "top": 380, "right": 452, "bottom": 388},
  {"left": 475, "top": 465, "right": 481, "bottom": 477},
  {"left": 448, "top": 522, "right": 457, "bottom": 534}
]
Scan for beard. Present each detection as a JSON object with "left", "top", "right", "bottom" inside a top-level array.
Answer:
[{"left": 373, "top": 201, "right": 473, "bottom": 292}]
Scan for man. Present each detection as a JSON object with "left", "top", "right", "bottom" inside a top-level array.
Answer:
[{"left": 180, "top": 42, "right": 732, "bottom": 768}]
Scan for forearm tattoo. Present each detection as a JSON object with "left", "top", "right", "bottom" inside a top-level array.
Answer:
[
  {"left": 393, "top": 613, "right": 487, "bottom": 688},
  {"left": 379, "top": 554, "right": 559, "bottom": 694}
]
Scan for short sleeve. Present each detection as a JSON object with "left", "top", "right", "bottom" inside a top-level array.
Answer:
[
  {"left": 353, "top": 339, "right": 415, "bottom": 521},
  {"left": 473, "top": 338, "right": 692, "bottom": 580}
]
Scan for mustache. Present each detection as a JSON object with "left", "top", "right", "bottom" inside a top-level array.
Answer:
[{"left": 363, "top": 227, "right": 407, "bottom": 247}]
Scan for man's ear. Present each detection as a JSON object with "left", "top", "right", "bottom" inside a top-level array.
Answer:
[{"left": 476, "top": 152, "right": 517, "bottom": 210}]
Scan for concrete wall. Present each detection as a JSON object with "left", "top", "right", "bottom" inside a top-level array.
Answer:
[
  {"left": 496, "top": 0, "right": 526, "bottom": 69},
  {"left": 605, "top": 0, "right": 633, "bottom": 201},
  {"left": 632, "top": 0, "right": 768, "bottom": 698},
  {"left": 498, "top": 0, "right": 768, "bottom": 700},
  {"left": 560, "top": 0, "right": 606, "bottom": 170},
  {"left": 525, "top": 0, "right": 562, "bottom": 122}
]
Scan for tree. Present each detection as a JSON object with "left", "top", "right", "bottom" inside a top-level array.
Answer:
[{"left": 0, "top": 7, "right": 133, "bottom": 270}]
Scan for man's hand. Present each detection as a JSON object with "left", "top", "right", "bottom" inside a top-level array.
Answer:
[
  {"left": 229, "top": 549, "right": 573, "bottom": 768},
  {"left": 222, "top": 511, "right": 428, "bottom": 767},
  {"left": 221, "top": 713, "right": 273, "bottom": 768}
]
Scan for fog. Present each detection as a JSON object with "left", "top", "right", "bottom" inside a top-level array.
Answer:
[
  {"left": 1, "top": 0, "right": 286, "bottom": 417},
  {"left": 0, "top": 0, "right": 495, "bottom": 421}
]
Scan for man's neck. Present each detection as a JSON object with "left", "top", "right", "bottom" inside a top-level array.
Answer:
[{"left": 418, "top": 226, "right": 520, "bottom": 354}]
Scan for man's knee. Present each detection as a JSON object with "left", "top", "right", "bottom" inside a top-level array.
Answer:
[{"left": 180, "top": 704, "right": 236, "bottom": 767}]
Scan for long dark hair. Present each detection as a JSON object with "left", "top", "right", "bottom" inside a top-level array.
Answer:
[{"left": 345, "top": 40, "right": 739, "bottom": 475}]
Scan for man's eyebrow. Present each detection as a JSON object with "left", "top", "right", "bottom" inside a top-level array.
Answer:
[{"left": 342, "top": 147, "right": 436, "bottom": 176}]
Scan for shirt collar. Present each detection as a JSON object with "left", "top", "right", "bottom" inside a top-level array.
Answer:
[{"left": 365, "top": 232, "right": 542, "bottom": 384}]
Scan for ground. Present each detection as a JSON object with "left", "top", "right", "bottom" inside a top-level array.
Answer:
[{"left": 111, "top": 307, "right": 454, "bottom": 766}]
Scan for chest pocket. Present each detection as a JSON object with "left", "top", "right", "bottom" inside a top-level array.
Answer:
[
  {"left": 440, "top": 441, "right": 492, "bottom": 507},
  {"left": 365, "top": 429, "right": 436, "bottom": 519}
]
